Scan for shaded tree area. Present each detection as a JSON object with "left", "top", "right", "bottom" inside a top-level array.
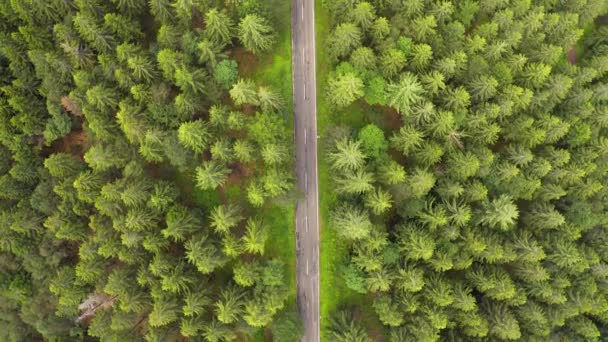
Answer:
[
  {"left": 0, "top": 0, "right": 300, "bottom": 341},
  {"left": 323, "top": 0, "right": 608, "bottom": 340}
]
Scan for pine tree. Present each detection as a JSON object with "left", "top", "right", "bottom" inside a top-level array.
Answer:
[
  {"left": 351, "top": 47, "right": 377, "bottom": 71},
  {"left": 185, "top": 235, "right": 228, "bottom": 274},
  {"left": 177, "top": 120, "right": 212, "bottom": 154},
  {"left": 391, "top": 125, "right": 425, "bottom": 156},
  {"left": 242, "top": 218, "right": 268, "bottom": 255},
  {"left": 257, "top": 86, "right": 282, "bottom": 113},
  {"left": 195, "top": 161, "right": 230, "bottom": 190},
  {"left": 214, "top": 287, "right": 243, "bottom": 324},
  {"left": 364, "top": 187, "right": 393, "bottom": 215},
  {"left": 328, "top": 138, "right": 367, "bottom": 171},
  {"left": 478, "top": 195, "right": 519, "bottom": 231},
  {"left": 381, "top": 48, "right": 406, "bottom": 78},
  {"left": 351, "top": 2, "right": 376, "bottom": 29},
  {"left": 238, "top": 14, "right": 275, "bottom": 54},
  {"left": 230, "top": 78, "right": 259, "bottom": 106},
  {"left": 335, "top": 169, "right": 375, "bottom": 195},
  {"left": 44, "top": 153, "right": 84, "bottom": 178},
  {"left": 398, "top": 224, "right": 435, "bottom": 261},
  {"left": 386, "top": 73, "right": 425, "bottom": 114},
  {"left": 205, "top": 9, "right": 233, "bottom": 45},
  {"left": 327, "top": 72, "right": 365, "bottom": 108},
  {"left": 328, "top": 23, "right": 362, "bottom": 60},
  {"left": 327, "top": 311, "right": 372, "bottom": 342},
  {"left": 175, "top": 67, "right": 207, "bottom": 95},
  {"left": 209, "top": 204, "right": 243, "bottom": 235},
  {"left": 162, "top": 205, "right": 201, "bottom": 242},
  {"left": 331, "top": 203, "right": 373, "bottom": 240}
]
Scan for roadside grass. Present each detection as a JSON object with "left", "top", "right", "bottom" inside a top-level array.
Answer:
[{"left": 315, "top": 2, "right": 389, "bottom": 340}]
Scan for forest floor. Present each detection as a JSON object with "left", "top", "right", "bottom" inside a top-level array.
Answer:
[{"left": 314, "top": 2, "right": 387, "bottom": 341}]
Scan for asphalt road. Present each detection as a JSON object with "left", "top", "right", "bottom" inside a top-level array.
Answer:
[{"left": 291, "top": 0, "right": 320, "bottom": 341}]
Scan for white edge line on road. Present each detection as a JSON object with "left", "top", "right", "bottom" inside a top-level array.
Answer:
[{"left": 311, "top": 0, "right": 321, "bottom": 340}]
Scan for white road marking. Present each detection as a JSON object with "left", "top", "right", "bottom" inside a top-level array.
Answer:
[
  {"left": 304, "top": 129, "right": 307, "bottom": 144},
  {"left": 293, "top": 1, "right": 321, "bottom": 341}
]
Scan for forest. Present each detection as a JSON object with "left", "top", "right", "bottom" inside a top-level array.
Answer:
[
  {"left": 0, "top": 0, "right": 301, "bottom": 341},
  {"left": 319, "top": 0, "right": 608, "bottom": 340}
]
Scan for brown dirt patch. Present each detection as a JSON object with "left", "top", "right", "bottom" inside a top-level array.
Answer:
[
  {"left": 567, "top": 48, "right": 577, "bottom": 64},
  {"left": 226, "top": 163, "right": 253, "bottom": 186},
  {"left": 45, "top": 128, "right": 88, "bottom": 158},
  {"left": 242, "top": 104, "right": 257, "bottom": 115},
  {"left": 191, "top": 10, "right": 205, "bottom": 30},
  {"left": 375, "top": 105, "right": 402, "bottom": 132},
  {"left": 230, "top": 47, "right": 260, "bottom": 76},
  {"left": 61, "top": 96, "right": 83, "bottom": 117},
  {"left": 264, "top": 327, "right": 273, "bottom": 341}
]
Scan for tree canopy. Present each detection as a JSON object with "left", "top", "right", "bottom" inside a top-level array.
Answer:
[
  {"left": 0, "top": 0, "right": 295, "bottom": 341},
  {"left": 323, "top": 0, "right": 608, "bottom": 340}
]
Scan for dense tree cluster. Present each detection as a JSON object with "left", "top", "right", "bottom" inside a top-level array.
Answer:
[
  {"left": 0, "top": 0, "right": 296, "bottom": 340},
  {"left": 324, "top": 0, "right": 608, "bottom": 340}
]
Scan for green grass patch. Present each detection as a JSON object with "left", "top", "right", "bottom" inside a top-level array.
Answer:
[{"left": 265, "top": 203, "right": 297, "bottom": 294}]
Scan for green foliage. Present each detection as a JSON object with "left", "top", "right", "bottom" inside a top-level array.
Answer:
[
  {"left": 178, "top": 120, "right": 211, "bottom": 154},
  {"left": 327, "top": 310, "right": 372, "bottom": 342},
  {"left": 213, "top": 59, "right": 239, "bottom": 90},
  {"left": 358, "top": 124, "right": 388, "bottom": 159},
  {"left": 238, "top": 14, "right": 276, "bottom": 54},
  {"left": 0, "top": 0, "right": 292, "bottom": 339},
  {"left": 328, "top": 23, "right": 362, "bottom": 60},
  {"left": 327, "top": 72, "right": 365, "bottom": 108},
  {"left": 230, "top": 78, "right": 259, "bottom": 106},
  {"left": 271, "top": 308, "right": 304, "bottom": 342},
  {"left": 323, "top": 1, "right": 608, "bottom": 339},
  {"left": 386, "top": 73, "right": 425, "bottom": 115},
  {"left": 205, "top": 8, "right": 234, "bottom": 46}
]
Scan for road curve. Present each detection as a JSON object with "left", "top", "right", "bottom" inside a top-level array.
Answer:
[{"left": 291, "top": 0, "right": 320, "bottom": 341}]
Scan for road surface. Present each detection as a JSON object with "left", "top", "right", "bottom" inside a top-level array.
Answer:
[{"left": 291, "top": 0, "right": 320, "bottom": 341}]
